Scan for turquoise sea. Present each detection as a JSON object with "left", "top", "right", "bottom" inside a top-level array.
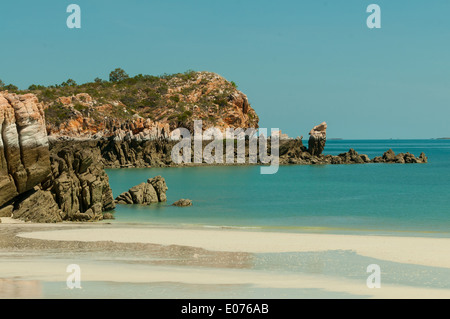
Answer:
[
  {"left": 106, "top": 140, "right": 450, "bottom": 236},
  {"left": 3, "top": 140, "right": 450, "bottom": 299}
]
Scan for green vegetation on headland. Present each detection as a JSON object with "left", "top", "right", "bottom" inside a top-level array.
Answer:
[
  {"left": 0, "top": 68, "right": 256, "bottom": 131},
  {"left": 0, "top": 79, "right": 18, "bottom": 92}
]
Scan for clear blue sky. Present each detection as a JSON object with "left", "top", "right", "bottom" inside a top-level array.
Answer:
[{"left": 1, "top": 0, "right": 449, "bottom": 139}]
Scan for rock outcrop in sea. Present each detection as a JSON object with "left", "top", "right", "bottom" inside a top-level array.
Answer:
[
  {"left": 308, "top": 122, "right": 327, "bottom": 156},
  {"left": 172, "top": 199, "right": 193, "bottom": 207},
  {"left": 279, "top": 122, "right": 427, "bottom": 165},
  {"left": 372, "top": 149, "right": 428, "bottom": 164},
  {"left": 0, "top": 91, "right": 115, "bottom": 222},
  {"left": 115, "top": 176, "right": 168, "bottom": 205}
]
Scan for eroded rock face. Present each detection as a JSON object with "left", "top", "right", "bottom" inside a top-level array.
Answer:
[
  {"left": 47, "top": 110, "right": 171, "bottom": 141},
  {"left": 0, "top": 92, "right": 50, "bottom": 207},
  {"left": 12, "top": 188, "right": 62, "bottom": 223},
  {"left": 44, "top": 142, "right": 116, "bottom": 221},
  {"left": 308, "top": 122, "right": 327, "bottom": 156},
  {"left": 98, "top": 138, "right": 174, "bottom": 168},
  {"left": 43, "top": 72, "right": 259, "bottom": 140},
  {"left": 0, "top": 92, "right": 115, "bottom": 223},
  {"left": 0, "top": 205, "right": 13, "bottom": 217},
  {"left": 115, "top": 176, "right": 168, "bottom": 205}
]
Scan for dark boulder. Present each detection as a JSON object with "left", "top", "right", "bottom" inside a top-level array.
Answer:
[
  {"left": 115, "top": 176, "right": 168, "bottom": 205},
  {"left": 172, "top": 199, "right": 193, "bottom": 207}
]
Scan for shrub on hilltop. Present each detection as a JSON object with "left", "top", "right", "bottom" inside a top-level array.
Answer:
[{"left": 16, "top": 69, "right": 259, "bottom": 132}]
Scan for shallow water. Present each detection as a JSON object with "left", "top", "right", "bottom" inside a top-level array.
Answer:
[
  {"left": 2, "top": 241, "right": 450, "bottom": 299},
  {"left": 2, "top": 139, "right": 449, "bottom": 299},
  {"left": 106, "top": 140, "right": 450, "bottom": 235}
]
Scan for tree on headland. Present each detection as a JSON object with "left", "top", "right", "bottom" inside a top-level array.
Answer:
[
  {"left": 0, "top": 80, "right": 16, "bottom": 92},
  {"left": 109, "top": 68, "right": 129, "bottom": 82},
  {"left": 94, "top": 77, "right": 103, "bottom": 83},
  {"left": 28, "top": 84, "right": 46, "bottom": 90},
  {"left": 2, "top": 83, "right": 18, "bottom": 91},
  {"left": 61, "top": 79, "right": 77, "bottom": 87}
]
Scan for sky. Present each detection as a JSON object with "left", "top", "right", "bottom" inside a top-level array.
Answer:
[{"left": 1, "top": 0, "right": 450, "bottom": 139}]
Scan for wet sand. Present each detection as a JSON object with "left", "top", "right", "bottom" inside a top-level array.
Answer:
[
  {"left": 2, "top": 220, "right": 450, "bottom": 299},
  {"left": 17, "top": 227, "right": 450, "bottom": 268}
]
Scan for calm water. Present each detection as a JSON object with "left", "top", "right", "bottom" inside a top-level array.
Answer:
[{"left": 106, "top": 140, "right": 450, "bottom": 235}]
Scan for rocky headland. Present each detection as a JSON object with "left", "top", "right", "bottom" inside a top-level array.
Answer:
[
  {"left": 37, "top": 71, "right": 259, "bottom": 140},
  {"left": 6, "top": 69, "right": 428, "bottom": 169},
  {"left": 0, "top": 70, "right": 428, "bottom": 223}
]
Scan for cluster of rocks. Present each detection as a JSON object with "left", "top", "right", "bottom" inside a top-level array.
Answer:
[
  {"left": 114, "top": 177, "right": 193, "bottom": 208},
  {"left": 280, "top": 141, "right": 373, "bottom": 165},
  {"left": 115, "top": 176, "right": 168, "bottom": 205},
  {"left": 0, "top": 92, "right": 115, "bottom": 223},
  {"left": 279, "top": 121, "right": 427, "bottom": 165},
  {"left": 280, "top": 132, "right": 427, "bottom": 165},
  {"left": 372, "top": 149, "right": 427, "bottom": 164}
]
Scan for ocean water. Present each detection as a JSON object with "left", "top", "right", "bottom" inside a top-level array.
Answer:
[{"left": 106, "top": 140, "right": 450, "bottom": 235}]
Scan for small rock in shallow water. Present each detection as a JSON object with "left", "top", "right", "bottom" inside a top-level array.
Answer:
[
  {"left": 115, "top": 176, "right": 168, "bottom": 205},
  {"left": 172, "top": 199, "right": 193, "bottom": 207}
]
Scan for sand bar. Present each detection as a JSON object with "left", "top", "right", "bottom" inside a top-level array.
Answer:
[{"left": 17, "top": 227, "right": 450, "bottom": 268}]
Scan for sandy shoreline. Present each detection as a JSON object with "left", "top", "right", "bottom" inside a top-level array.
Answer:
[
  {"left": 2, "top": 258, "right": 450, "bottom": 299},
  {"left": 1, "top": 222, "right": 450, "bottom": 298},
  {"left": 16, "top": 226, "right": 450, "bottom": 269}
]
